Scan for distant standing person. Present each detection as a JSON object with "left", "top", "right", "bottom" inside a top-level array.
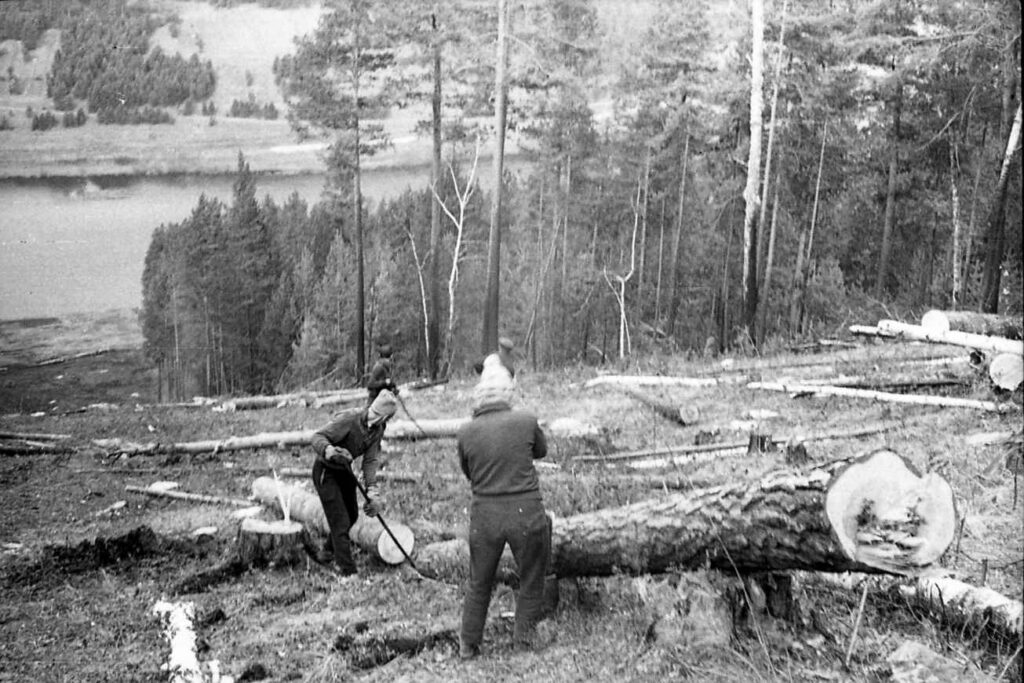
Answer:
[
  {"left": 367, "top": 343, "right": 398, "bottom": 404},
  {"left": 472, "top": 336, "right": 518, "bottom": 378},
  {"left": 310, "top": 390, "right": 398, "bottom": 575},
  {"left": 456, "top": 362, "right": 549, "bottom": 657}
]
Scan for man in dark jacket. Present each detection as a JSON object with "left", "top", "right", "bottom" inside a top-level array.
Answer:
[
  {"left": 456, "top": 362, "right": 549, "bottom": 657},
  {"left": 366, "top": 343, "right": 398, "bottom": 404},
  {"left": 310, "top": 389, "right": 398, "bottom": 575}
]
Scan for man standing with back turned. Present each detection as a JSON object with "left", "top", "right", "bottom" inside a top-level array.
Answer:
[{"left": 456, "top": 360, "right": 550, "bottom": 657}]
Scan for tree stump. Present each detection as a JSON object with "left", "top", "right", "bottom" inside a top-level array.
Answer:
[
  {"left": 236, "top": 518, "right": 306, "bottom": 568},
  {"left": 747, "top": 431, "right": 774, "bottom": 455},
  {"left": 174, "top": 518, "right": 309, "bottom": 594}
]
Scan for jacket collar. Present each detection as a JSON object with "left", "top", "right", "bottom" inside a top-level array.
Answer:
[{"left": 472, "top": 401, "right": 512, "bottom": 418}]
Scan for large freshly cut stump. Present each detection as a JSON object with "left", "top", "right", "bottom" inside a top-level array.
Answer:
[
  {"left": 414, "top": 450, "right": 956, "bottom": 582},
  {"left": 251, "top": 477, "right": 415, "bottom": 565},
  {"left": 235, "top": 518, "right": 306, "bottom": 567},
  {"left": 175, "top": 518, "right": 309, "bottom": 594}
]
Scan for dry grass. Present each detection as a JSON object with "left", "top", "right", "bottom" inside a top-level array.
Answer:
[{"left": 0, "top": 316, "right": 1022, "bottom": 681}]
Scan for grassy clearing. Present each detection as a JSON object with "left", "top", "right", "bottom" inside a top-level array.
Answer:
[{"left": 0, "top": 315, "right": 1021, "bottom": 681}]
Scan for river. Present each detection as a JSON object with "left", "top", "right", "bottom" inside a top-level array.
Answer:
[{"left": 0, "top": 166, "right": 441, "bottom": 321}]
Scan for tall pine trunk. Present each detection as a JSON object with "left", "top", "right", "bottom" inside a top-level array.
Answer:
[
  {"left": 874, "top": 80, "right": 902, "bottom": 300},
  {"left": 980, "top": 101, "right": 1021, "bottom": 313},
  {"left": 482, "top": 0, "right": 510, "bottom": 355},
  {"left": 741, "top": 0, "right": 765, "bottom": 342},
  {"left": 665, "top": 134, "right": 689, "bottom": 337},
  {"left": 428, "top": 9, "right": 443, "bottom": 379}
]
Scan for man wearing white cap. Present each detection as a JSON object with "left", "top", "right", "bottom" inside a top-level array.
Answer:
[
  {"left": 456, "top": 362, "right": 549, "bottom": 657},
  {"left": 310, "top": 389, "right": 398, "bottom": 575}
]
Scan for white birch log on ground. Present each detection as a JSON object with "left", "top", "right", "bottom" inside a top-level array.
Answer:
[
  {"left": 386, "top": 416, "right": 602, "bottom": 440},
  {"left": 748, "top": 381, "right": 1015, "bottom": 413},
  {"left": 0, "top": 430, "right": 71, "bottom": 441},
  {"left": 152, "top": 600, "right": 204, "bottom": 683},
  {"left": 125, "top": 484, "right": 253, "bottom": 507},
  {"left": 414, "top": 450, "right": 956, "bottom": 581},
  {"left": 921, "top": 310, "right": 1023, "bottom": 340},
  {"left": 901, "top": 576, "right": 1023, "bottom": 641},
  {"left": 251, "top": 477, "right": 414, "bottom": 565},
  {"left": 312, "top": 389, "right": 369, "bottom": 409},
  {"left": 877, "top": 319, "right": 1024, "bottom": 356},
  {"left": 583, "top": 374, "right": 742, "bottom": 389},
  {"left": 989, "top": 352, "right": 1024, "bottom": 392}
]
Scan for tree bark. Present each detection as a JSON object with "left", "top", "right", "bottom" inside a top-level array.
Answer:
[
  {"left": 665, "top": 133, "right": 690, "bottom": 337},
  {"left": 618, "top": 387, "right": 700, "bottom": 426},
  {"left": 980, "top": 95, "right": 1022, "bottom": 311},
  {"left": 428, "top": 8, "right": 443, "bottom": 379},
  {"left": 414, "top": 450, "right": 955, "bottom": 581},
  {"left": 481, "top": 0, "right": 510, "bottom": 355},
  {"left": 875, "top": 80, "right": 903, "bottom": 299},
  {"left": 741, "top": 0, "right": 765, "bottom": 341},
  {"left": 900, "top": 576, "right": 1023, "bottom": 641},
  {"left": 251, "top": 477, "right": 414, "bottom": 565}
]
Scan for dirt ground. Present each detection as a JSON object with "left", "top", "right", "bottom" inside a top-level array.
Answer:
[{"left": 0, "top": 314, "right": 1021, "bottom": 682}]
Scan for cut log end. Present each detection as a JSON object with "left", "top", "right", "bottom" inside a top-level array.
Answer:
[
  {"left": 825, "top": 450, "right": 956, "bottom": 575},
  {"left": 989, "top": 353, "right": 1024, "bottom": 392},
  {"left": 376, "top": 523, "right": 415, "bottom": 565}
]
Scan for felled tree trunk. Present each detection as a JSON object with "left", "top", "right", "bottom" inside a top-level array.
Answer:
[
  {"left": 921, "top": 309, "right": 1023, "bottom": 340},
  {"left": 334, "top": 620, "right": 459, "bottom": 669},
  {"left": 250, "top": 477, "right": 414, "bottom": 565},
  {"left": 748, "top": 381, "right": 1012, "bottom": 413},
  {"left": 877, "top": 319, "right": 1024, "bottom": 356},
  {"left": 414, "top": 450, "right": 956, "bottom": 582}
]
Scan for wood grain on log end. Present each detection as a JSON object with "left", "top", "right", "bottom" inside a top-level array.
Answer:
[{"left": 825, "top": 450, "right": 956, "bottom": 575}]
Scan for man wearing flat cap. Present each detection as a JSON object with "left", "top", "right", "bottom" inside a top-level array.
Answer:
[{"left": 310, "top": 389, "right": 398, "bottom": 575}]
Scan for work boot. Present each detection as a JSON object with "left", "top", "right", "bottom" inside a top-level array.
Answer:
[{"left": 458, "top": 640, "right": 479, "bottom": 660}]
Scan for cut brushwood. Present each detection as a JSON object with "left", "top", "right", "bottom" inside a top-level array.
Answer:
[
  {"left": 748, "top": 381, "right": 1015, "bottom": 413},
  {"left": 619, "top": 386, "right": 701, "bottom": 426},
  {"left": 251, "top": 477, "right": 414, "bottom": 565},
  {"left": 876, "top": 319, "right": 1023, "bottom": 356},
  {"left": 921, "top": 309, "right": 1022, "bottom": 340},
  {"left": 413, "top": 450, "right": 955, "bottom": 582}
]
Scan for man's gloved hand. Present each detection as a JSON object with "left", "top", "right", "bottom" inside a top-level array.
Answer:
[
  {"left": 363, "top": 485, "right": 383, "bottom": 517},
  {"left": 323, "top": 445, "right": 353, "bottom": 466}
]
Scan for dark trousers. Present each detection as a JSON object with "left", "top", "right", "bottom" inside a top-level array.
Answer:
[
  {"left": 312, "top": 459, "right": 359, "bottom": 572},
  {"left": 461, "top": 495, "right": 550, "bottom": 650}
]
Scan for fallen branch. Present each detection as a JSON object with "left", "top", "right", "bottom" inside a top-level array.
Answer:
[
  {"left": 126, "top": 484, "right": 253, "bottom": 508},
  {"left": 748, "top": 381, "right": 1015, "bottom": 413},
  {"left": 32, "top": 348, "right": 123, "bottom": 368},
  {"left": 573, "top": 424, "right": 893, "bottom": 464},
  {"left": 877, "top": 319, "right": 1023, "bottom": 356},
  {"left": 619, "top": 387, "right": 700, "bottom": 426},
  {"left": 0, "top": 442, "right": 76, "bottom": 455},
  {"left": 334, "top": 620, "right": 459, "bottom": 669}
]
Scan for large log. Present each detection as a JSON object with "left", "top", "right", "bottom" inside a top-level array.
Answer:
[
  {"left": 584, "top": 374, "right": 743, "bottom": 389},
  {"left": 748, "top": 381, "right": 1014, "bottom": 413},
  {"left": 921, "top": 310, "right": 1023, "bottom": 340},
  {"left": 877, "top": 319, "right": 1024, "bottom": 356},
  {"left": 251, "top": 477, "right": 414, "bottom": 565},
  {"left": 414, "top": 450, "right": 956, "bottom": 582},
  {"left": 902, "top": 576, "right": 1022, "bottom": 642}
]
